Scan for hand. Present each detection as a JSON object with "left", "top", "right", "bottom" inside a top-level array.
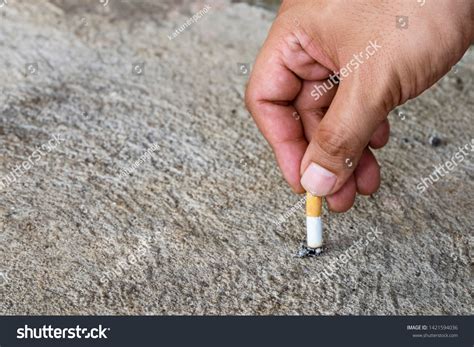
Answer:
[{"left": 245, "top": 0, "right": 473, "bottom": 211}]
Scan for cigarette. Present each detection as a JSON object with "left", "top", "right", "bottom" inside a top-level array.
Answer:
[{"left": 306, "top": 192, "right": 323, "bottom": 248}]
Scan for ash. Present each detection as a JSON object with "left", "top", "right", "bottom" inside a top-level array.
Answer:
[{"left": 295, "top": 241, "right": 324, "bottom": 258}]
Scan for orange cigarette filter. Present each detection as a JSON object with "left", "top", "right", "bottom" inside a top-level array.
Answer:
[{"left": 306, "top": 193, "right": 322, "bottom": 217}]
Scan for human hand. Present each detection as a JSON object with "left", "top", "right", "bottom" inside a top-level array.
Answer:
[{"left": 245, "top": 0, "right": 473, "bottom": 211}]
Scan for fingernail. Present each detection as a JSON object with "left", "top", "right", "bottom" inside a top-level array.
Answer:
[{"left": 300, "top": 163, "right": 337, "bottom": 196}]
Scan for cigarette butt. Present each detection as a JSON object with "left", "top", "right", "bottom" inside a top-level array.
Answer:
[{"left": 306, "top": 193, "right": 323, "bottom": 248}]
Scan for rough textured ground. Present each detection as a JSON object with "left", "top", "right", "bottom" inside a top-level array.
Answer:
[{"left": 0, "top": 0, "right": 472, "bottom": 315}]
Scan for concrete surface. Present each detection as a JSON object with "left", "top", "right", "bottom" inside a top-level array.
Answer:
[{"left": 0, "top": 0, "right": 472, "bottom": 315}]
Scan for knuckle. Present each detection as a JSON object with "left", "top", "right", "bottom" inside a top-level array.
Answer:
[{"left": 315, "top": 124, "right": 361, "bottom": 162}]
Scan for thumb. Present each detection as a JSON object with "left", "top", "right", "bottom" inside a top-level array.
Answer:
[{"left": 300, "top": 79, "right": 387, "bottom": 196}]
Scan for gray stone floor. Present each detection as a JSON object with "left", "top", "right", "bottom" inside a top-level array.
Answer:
[{"left": 0, "top": 0, "right": 472, "bottom": 314}]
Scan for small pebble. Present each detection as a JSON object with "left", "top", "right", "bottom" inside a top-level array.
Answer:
[
  {"left": 429, "top": 135, "right": 442, "bottom": 147},
  {"left": 454, "top": 76, "right": 464, "bottom": 91}
]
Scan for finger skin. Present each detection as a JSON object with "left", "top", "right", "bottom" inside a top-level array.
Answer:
[
  {"left": 326, "top": 174, "right": 356, "bottom": 212},
  {"left": 299, "top": 108, "right": 324, "bottom": 143},
  {"left": 282, "top": 38, "right": 332, "bottom": 80},
  {"left": 295, "top": 79, "right": 336, "bottom": 141},
  {"left": 354, "top": 148, "right": 381, "bottom": 195},
  {"left": 246, "top": 98, "right": 307, "bottom": 192},
  {"left": 294, "top": 80, "right": 337, "bottom": 113},
  {"left": 369, "top": 119, "right": 390, "bottom": 149}
]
